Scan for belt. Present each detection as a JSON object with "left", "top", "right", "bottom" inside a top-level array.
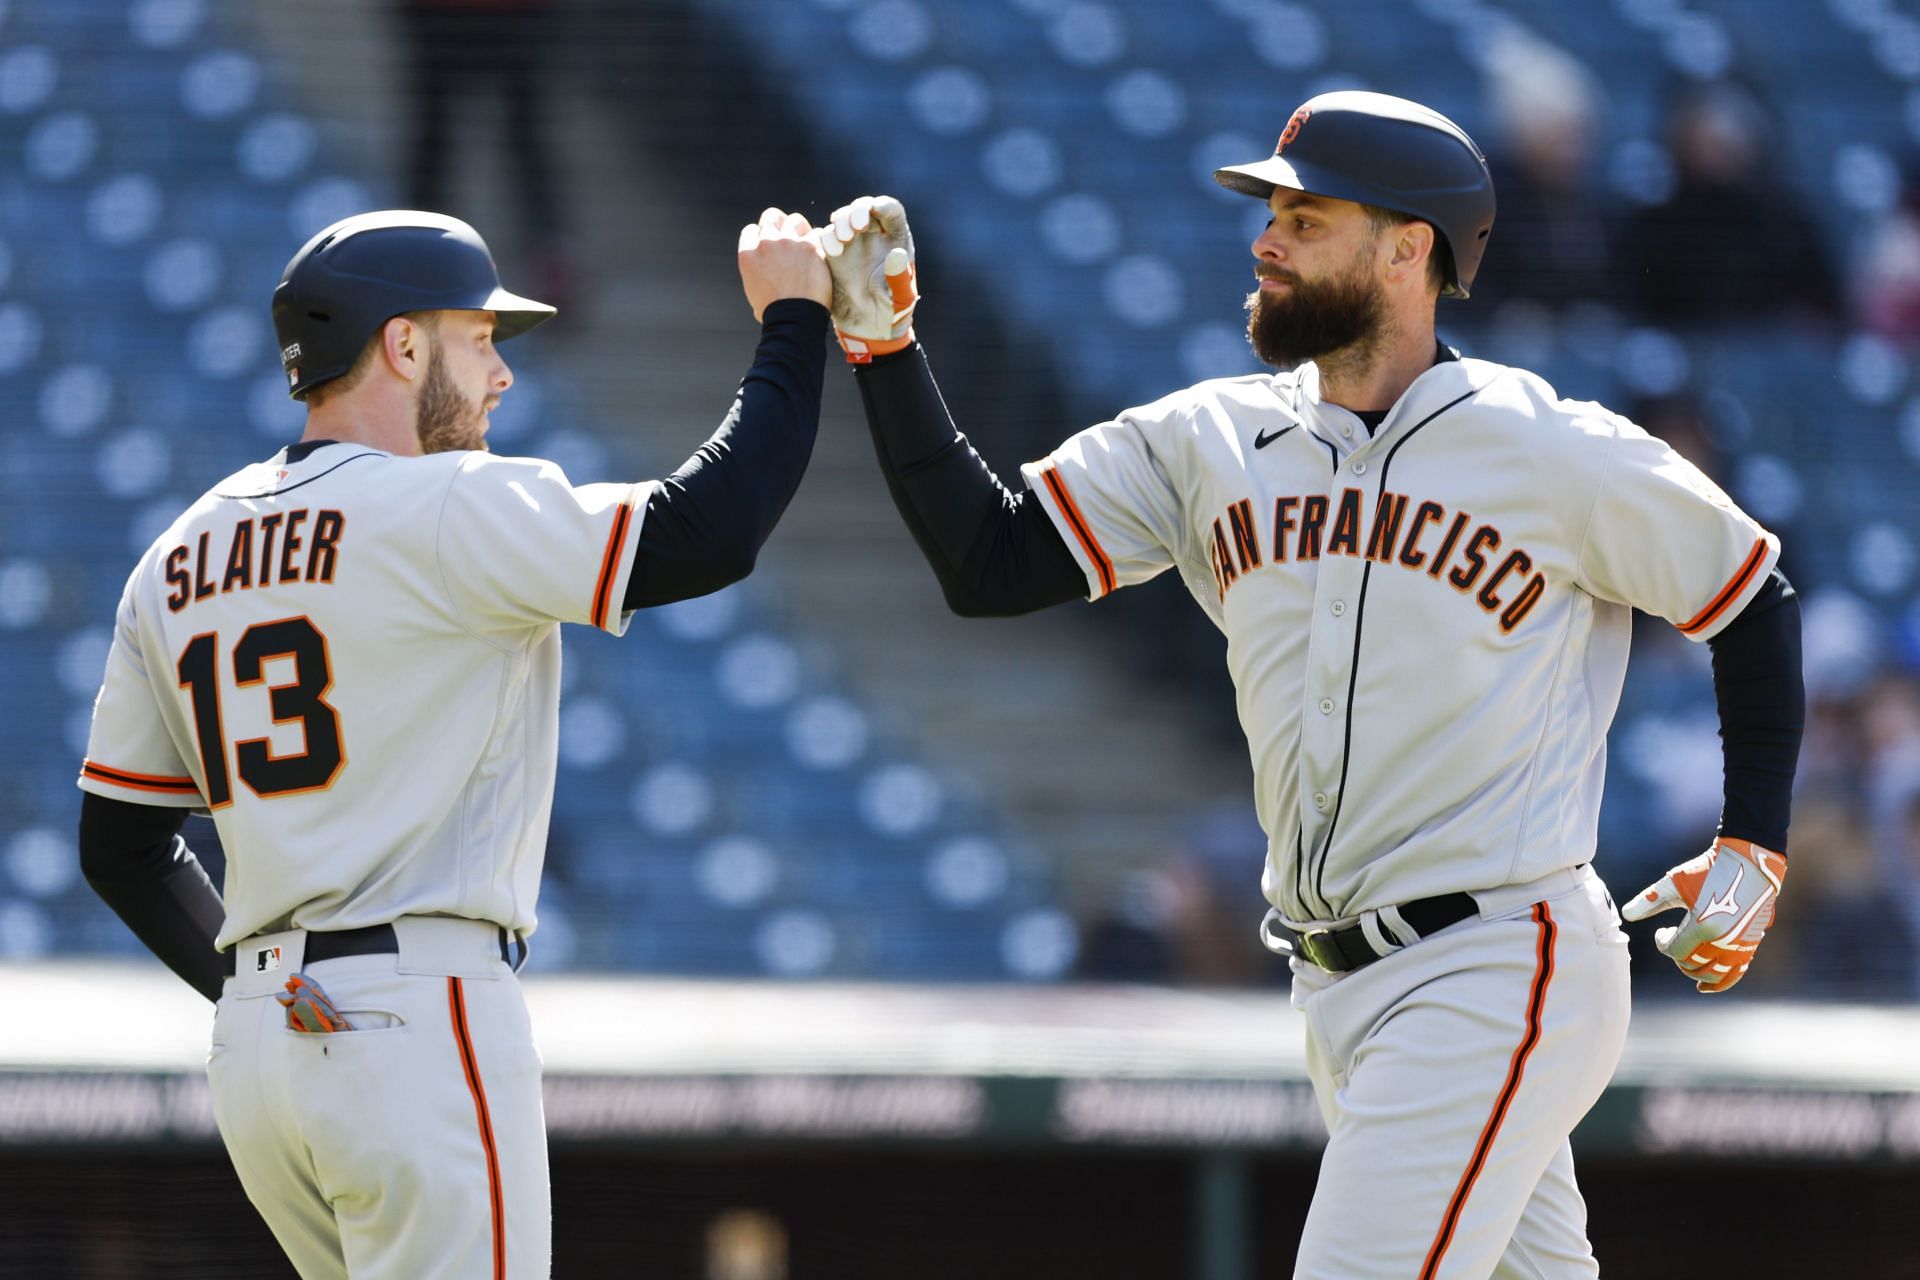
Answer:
[
  {"left": 224, "top": 923, "right": 526, "bottom": 975},
  {"left": 1291, "top": 891, "right": 1478, "bottom": 974}
]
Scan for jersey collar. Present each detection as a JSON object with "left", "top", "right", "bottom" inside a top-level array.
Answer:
[
  {"left": 282, "top": 438, "right": 340, "bottom": 465},
  {"left": 215, "top": 440, "right": 383, "bottom": 499},
  {"left": 1289, "top": 344, "right": 1489, "bottom": 454}
]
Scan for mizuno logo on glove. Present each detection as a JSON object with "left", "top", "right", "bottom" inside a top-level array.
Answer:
[{"left": 1697, "top": 865, "right": 1745, "bottom": 920}]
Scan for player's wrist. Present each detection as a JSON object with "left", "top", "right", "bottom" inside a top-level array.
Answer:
[
  {"left": 1714, "top": 833, "right": 1786, "bottom": 863},
  {"left": 761, "top": 297, "right": 832, "bottom": 334},
  {"left": 762, "top": 296, "right": 830, "bottom": 318},
  {"left": 1714, "top": 837, "right": 1788, "bottom": 892},
  {"left": 835, "top": 328, "right": 915, "bottom": 364}
]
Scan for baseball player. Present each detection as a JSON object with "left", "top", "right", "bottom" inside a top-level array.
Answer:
[
  {"left": 808, "top": 91, "right": 1804, "bottom": 1277},
  {"left": 75, "top": 207, "right": 831, "bottom": 1278}
]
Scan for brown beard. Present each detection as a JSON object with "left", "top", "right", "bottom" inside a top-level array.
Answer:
[
  {"left": 414, "top": 338, "right": 488, "bottom": 454},
  {"left": 1244, "top": 250, "right": 1385, "bottom": 370}
]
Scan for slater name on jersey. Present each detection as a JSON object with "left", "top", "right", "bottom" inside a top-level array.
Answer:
[
  {"left": 1207, "top": 487, "right": 1545, "bottom": 633},
  {"left": 163, "top": 508, "right": 346, "bottom": 613}
]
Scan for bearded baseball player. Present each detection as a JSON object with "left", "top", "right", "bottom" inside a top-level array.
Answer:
[
  {"left": 75, "top": 207, "right": 831, "bottom": 1278},
  {"left": 807, "top": 91, "right": 1804, "bottom": 1277}
]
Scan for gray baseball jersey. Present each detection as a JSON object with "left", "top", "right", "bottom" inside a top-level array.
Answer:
[
  {"left": 1020, "top": 355, "right": 1775, "bottom": 927},
  {"left": 79, "top": 441, "right": 649, "bottom": 947}
]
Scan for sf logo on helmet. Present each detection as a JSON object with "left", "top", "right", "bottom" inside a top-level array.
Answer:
[{"left": 1276, "top": 107, "right": 1311, "bottom": 154}]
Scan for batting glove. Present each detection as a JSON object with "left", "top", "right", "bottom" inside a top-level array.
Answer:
[
  {"left": 1621, "top": 837, "right": 1787, "bottom": 994},
  {"left": 277, "top": 973, "right": 354, "bottom": 1033},
  {"left": 815, "top": 194, "right": 918, "bottom": 363}
]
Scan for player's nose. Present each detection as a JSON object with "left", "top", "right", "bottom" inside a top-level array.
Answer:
[
  {"left": 1252, "top": 219, "right": 1287, "bottom": 261},
  {"left": 491, "top": 354, "right": 514, "bottom": 394}
]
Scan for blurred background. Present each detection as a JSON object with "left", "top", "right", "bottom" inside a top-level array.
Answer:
[{"left": 3, "top": 0, "right": 1920, "bottom": 1275}]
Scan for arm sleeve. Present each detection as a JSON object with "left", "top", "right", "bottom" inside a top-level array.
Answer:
[
  {"left": 78, "top": 794, "right": 227, "bottom": 1002},
  {"left": 1705, "top": 569, "right": 1804, "bottom": 853},
  {"left": 626, "top": 298, "right": 830, "bottom": 608},
  {"left": 851, "top": 344, "right": 1089, "bottom": 616},
  {"left": 1573, "top": 416, "right": 1779, "bottom": 640}
]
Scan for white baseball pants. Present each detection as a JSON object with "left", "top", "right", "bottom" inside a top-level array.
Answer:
[
  {"left": 1290, "top": 866, "right": 1631, "bottom": 1279},
  {"left": 209, "top": 917, "right": 550, "bottom": 1279}
]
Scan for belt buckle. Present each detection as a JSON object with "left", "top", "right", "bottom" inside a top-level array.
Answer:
[{"left": 1296, "top": 927, "right": 1343, "bottom": 973}]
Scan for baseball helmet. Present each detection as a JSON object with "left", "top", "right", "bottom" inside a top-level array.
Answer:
[
  {"left": 1213, "top": 91, "right": 1496, "bottom": 299},
  {"left": 272, "top": 210, "right": 556, "bottom": 400}
]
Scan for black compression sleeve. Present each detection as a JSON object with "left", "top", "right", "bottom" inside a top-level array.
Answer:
[
  {"left": 625, "top": 298, "right": 829, "bottom": 609},
  {"left": 1705, "top": 568, "right": 1804, "bottom": 853},
  {"left": 852, "top": 344, "right": 1087, "bottom": 616},
  {"left": 78, "top": 793, "right": 227, "bottom": 1002}
]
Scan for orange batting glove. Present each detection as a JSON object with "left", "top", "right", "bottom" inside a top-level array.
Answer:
[
  {"left": 277, "top": 973, "right": 354, "bottom": 1033},
  {"left": 1621, "top": 837, "right": 1787, "bottom": 994},
  {"left": 815, "top": 194, "right": 918, "bottom": 363}
]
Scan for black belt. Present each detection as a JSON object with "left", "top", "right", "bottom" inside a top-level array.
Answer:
[
  {"left": 225, "top": 923, "right": 525, "bottom": 974},
  {"left": 1291, "top": 892, "right": 1478, "bottom": 974}
]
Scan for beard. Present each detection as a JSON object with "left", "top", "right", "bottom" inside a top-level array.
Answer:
[
  {"left": 414, "top": 341, "right": 490, "bottom": 454},
  {"left": 1244, "top": 254, "right": 1386, "bottom": 369}
]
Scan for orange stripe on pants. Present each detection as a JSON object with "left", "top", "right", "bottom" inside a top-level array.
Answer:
[
  {"left": 449, "top": 977, "right": 506, "bottom": 1280},
  {"left": 1419, "top": 901, "right": 1557, "bottom": 1279}
]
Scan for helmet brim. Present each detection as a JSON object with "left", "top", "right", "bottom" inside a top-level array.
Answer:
[
  {"left": 482, "top": 286, "right": 557, "bottom": 341},
  {"left": 1213, "top": 155, "right": 1307, "bottom": 202}
]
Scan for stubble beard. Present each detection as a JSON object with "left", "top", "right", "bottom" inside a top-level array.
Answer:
[
  {"left": 414, "top": 342, "right": 490, "bottom": 455},
  {"left": 1244, "top": 251, "right": 1387, "bottom": 373}
]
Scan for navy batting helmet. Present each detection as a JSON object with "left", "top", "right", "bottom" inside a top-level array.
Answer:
[
  {"left": 272, "top": 210, "right": 556, "bottom": 400},
  {"left": 1213, "top": 92, "right": 1496, "bottom": 299}
]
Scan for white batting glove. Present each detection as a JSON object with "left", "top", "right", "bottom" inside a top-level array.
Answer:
[
  {"left": 1621, "top": 837, "right": 1787, "bottom": 994},
  {"left": 815, "top": 194, "right": 918, "bottom": 363}
]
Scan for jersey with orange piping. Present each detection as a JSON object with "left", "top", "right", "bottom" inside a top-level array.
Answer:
[
  {"left": 78, "top": 440, "right": 650, "bottom": 948},
  {"left": 1020, "top": 355, "right": 1778, "bottom": 926}
]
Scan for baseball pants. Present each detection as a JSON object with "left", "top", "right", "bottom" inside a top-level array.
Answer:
[
  {"left": 209, "top": 917, "right": 550, "bottom": 1280},
  {"left": 1290, "top": 865, "right": 1631, "bottom": 1279}
]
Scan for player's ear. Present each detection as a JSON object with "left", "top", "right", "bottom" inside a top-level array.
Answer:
[
  {"left": 1384, "top": 220, "right": 1436, "bottom": 288},
  {"left": 380, "top": 315, "right": 428, "bottom": 384}
]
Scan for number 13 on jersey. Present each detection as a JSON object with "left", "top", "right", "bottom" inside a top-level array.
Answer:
[{"left": 176, "top": 616, "right": 346, "bottom": 808}]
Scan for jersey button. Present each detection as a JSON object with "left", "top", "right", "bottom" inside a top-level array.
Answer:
[
  {"left": 1352, "top": 461, "right": 1368, "bottom": 475},
  {"left": 1339, "top": 423, "right": 1352, "bottom": 438},
  {"left": 1312, "top": 791, "right": 1329, "bottom": 809},
  {"left": 1318, "top": 698, "right": 1334, "bottom": 715},
  {"left": 1330, "top": 600, "right": 1346, "bottom": 616}
]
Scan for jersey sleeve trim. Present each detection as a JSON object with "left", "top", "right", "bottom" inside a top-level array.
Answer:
[
  {"left": 591, "top": 491, "right": 638, "bottom": 631},
  {"left": 1036, "top": 464, "right": 1116, "bottom": 598},
  {"left": 78, "top": 760, "right": 204, "bottom": 801},
  {"left": 1677, "top": 536, "right": 1773, "bottom": 638},
  {"left": 80, "top": 760, "right": 199, "bottom": 793}
]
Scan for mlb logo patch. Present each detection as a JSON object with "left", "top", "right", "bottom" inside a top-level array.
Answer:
[{"left": 255, "top": 945, "right": 283, "bottom": 973}]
